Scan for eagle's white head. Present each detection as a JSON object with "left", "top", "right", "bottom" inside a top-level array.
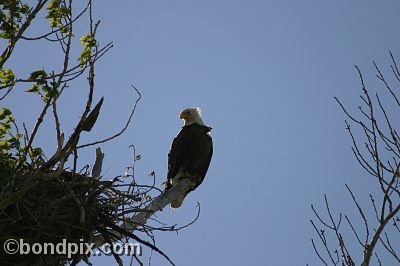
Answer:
[{"left": 179, "top": 107, "right": 205, "bottom": 126}]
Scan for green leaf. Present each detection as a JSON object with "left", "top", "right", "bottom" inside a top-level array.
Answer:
[
  {"left": 0, "top": 140, "right": 10, "bottom": 150},
  {"left": 0, "top": 124, "right": 8, "bottom": 134},
  {"left": 46, "top": 0, "right": 69, "bottom": 29},
  {"left": 78, "top": 48, "right": 91, "bottom": 66},
  {"left": 80, "top": 33, "right": 96, "bottom": 47},
  {"left": 29, "top": 69, "right": 47, "bottom": 81},
  {"left": 19, "top": 4, "right": 30, "bottom": 15},
  {"left": 0, "top": 69, "right": 15, "bottom": 85},
  {"left": 8, "top": 136, "right": 20, "bottom": 148},
  {"left": 42, "top": 85, "right": 55, "bottom": 97},
  {"left": 0, "top": 108, "right": 12, "bottom": 120},
  {"left": 47, "top": 0, "right": 60, "bottom": 10},
  {"left": 4, "top": 115, "right": 14, "bottom": 124},
  {"left": 30, "top": 147, "right": 43, "bottom": 159},
  {"left": 26, "top": 84, "right": 40, "bottom": 93}
]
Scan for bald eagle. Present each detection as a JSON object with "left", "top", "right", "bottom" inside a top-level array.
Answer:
[{"left": 164, "top": 107, "right": 213, "bottom": 208}]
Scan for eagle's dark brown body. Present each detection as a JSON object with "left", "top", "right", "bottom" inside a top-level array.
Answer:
[{"left": 165, "top": 123, "right": 213, "bottom": 208}]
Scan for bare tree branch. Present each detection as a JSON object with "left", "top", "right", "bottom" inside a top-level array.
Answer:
[{"left": 311, "top": 53, "right": 400, "bottom": 266}]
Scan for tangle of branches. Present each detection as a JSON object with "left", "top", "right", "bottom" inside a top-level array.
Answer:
[
  {"left": 310, "top": 52, "right": 400, "bottom": 266},
  {"left": 0, "top": 1, "right": 200, "bottom": 265}
]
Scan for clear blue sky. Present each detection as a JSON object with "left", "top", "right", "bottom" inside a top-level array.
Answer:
[{"left": 3, "top": 0, "right": 400, "bottom": 265}]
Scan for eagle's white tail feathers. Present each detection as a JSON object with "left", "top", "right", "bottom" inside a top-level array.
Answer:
[
  {"left": 169, "top": 172, "right": 196, "bottom": 209},
  {"left": 170, "top": 190, "right": 186, "bottom": 209},
  {"left": 169, "top": 171, "right": 184, "bottom": 209}
]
